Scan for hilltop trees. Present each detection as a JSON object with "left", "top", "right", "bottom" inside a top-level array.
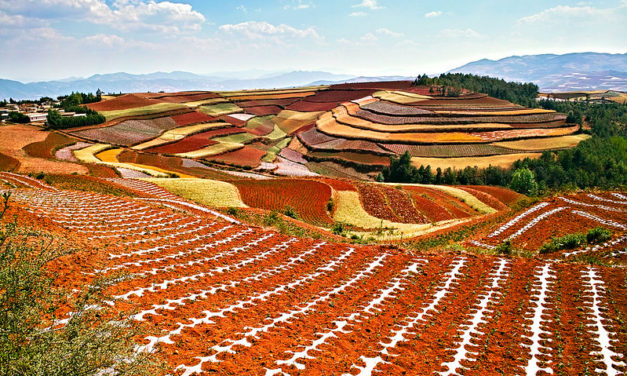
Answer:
[{"left": 414, "top": 73, "right": 539, "bottom": 107}]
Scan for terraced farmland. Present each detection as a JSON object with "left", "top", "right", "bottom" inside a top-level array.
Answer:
[{"left": 1, "top": 174, "right": 625, "bottom": 376}]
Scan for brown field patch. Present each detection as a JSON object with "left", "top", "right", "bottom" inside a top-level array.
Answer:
[{"left": 0, "top": 125, "right": 88, "bottom": 174}]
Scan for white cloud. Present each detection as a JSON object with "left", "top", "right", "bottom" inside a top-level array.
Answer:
[
  {"left": 424, "top": 11, "right": 442, "bottom": 18},
  {"left": 236, "top": 5, "right": 247, "bottom": 13},
  {"left": 219, "top": 21, "right": 321, "bottom": 40},
  {"left": 438, "top": 28, "right": 481, "bottom": 38},
  {"left": 283, "top": 0, "right": 312, "bottom": 10},
  {"left": 349, "top": 11, "right": 367, "bottom": 17},
  {"left": 518, "top": 5, "right": 610, "bottom": 24},
  {"left": 352, "top": 0, "right": 382, "bottom": 10},
  {"left": 83, "top": 33, "right": 125, "bottom": 47},
  {"left": 376, "top": 28, "right": 403, "bottom": 37},
  {"left": 0, "top": 0, "right": 206, "bottom": 34},
  {"left": 360, "top": 32, "right": 377, "bottom": 42}
]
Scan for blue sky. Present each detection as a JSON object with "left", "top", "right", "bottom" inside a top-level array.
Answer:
[{"left": 1, "top": 0, "right": 625, "bottom": 82}]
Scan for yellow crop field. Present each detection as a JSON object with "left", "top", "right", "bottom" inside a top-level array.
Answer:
[
  {"left": 99, "top": 103, "right": 187, "bottom": 121},
  {"left": 175, "top": 142, "right": 243, "bottom": 158},
  {"left": 183, "top": 97, "right": 229, "bottom": 107},
  {"left": 198, "top": 103, "right": 243, "bottom": 116},
  {"left": 74, "top": 144, "right": 171, "bottom": 177},
  {"left": 494, "top": 134, "right": 591, "bottom": 150},
  {"left": 95, "top": 148, "right": 123, "bottom": 162},
  {"left": 273, "top": 110, "right": 324, "bottom": 134},
  {"left": 410, "top": 153, "right": 542, "bottom": 170},
  {"left": 132, "top": 122, "right": 227, "bottom": 150},
  {"left": 144, "top": 178, "right": 246, "bottom": 208},
  {"left": 373, "top": 90, "right": 431, "bottom": 104}
]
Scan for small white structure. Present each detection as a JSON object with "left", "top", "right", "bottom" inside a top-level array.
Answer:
[{"left": 27, "top": 113, "right": 48, "bottom": 122}]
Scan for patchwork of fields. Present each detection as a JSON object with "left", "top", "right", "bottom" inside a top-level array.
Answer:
[{"left": 49, "top": 81, "right": 586, "bottom": 178}]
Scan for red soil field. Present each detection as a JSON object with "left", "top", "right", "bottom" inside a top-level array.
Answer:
[
  {"left": 4, "top": 180, "right": 625, "bottom": 376},
  {"left": 86, "top": 94, "right": 163, "bottom": 111},
  {"left": 217, "top": 115, "right": 247, "bottom": 127},
  {"left": 153, "top": 92, "right": 221, "bottom": 103},
  {"left": 231, "top": 179, "right": 333, "bottom": 225},
  {"left": 145, "top": 127, "right": 242, "bottom": 154},
  {"left": 459, "top": 186, "right": 508, "bottom": 211},
  {"left": 286, "top": 100, "right": 340, "bottom": 112},
  {"left": 379, "top": 184, "right": 428, "bottom": 223},
  {"left": 236, "top": 99, "right": 299, "bottom": 108},
  {"left": 329, "top": 80, "right": 413, "bottom": 90},
  {"left": 356, "top": 183, "right": 400, "bottom": 222},
  {"left": 71, "top": 117, "right": 180, "bottom": 146},
  {"left": 403, "top": 186, "right": 477, "bottom": 219},
  {"left": 205, "top": 146, "right": 266, "bottom": 168},
  {"left": 462, "top": 185, "right": 523, "bottom": 205},
  {"left": 315, "top": 177, "right": 357, "bottom": 192},
  {"left": 0, "top": 152, "right": 19, "bottom": 171},
  {"left": 307, "top": 151, "right": 391, "bottom": 167},
  {"left": 304, "top": 89, "right": 376, "bottom": 103},
  {"left": 23, "top": 132, "right": 77, "bottom": 159},
  {"left": 243, "top": 105, "right": 283, "bottom": 116},
  {"left": 406, "top": 189, "right": 455, "bottom": 222},
  {"left": 170, "top": 111, "right": 217, "bottom": 126}
]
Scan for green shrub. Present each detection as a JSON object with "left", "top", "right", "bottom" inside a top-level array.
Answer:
[
  {"left": 263, "top": 210, "right": 280, "bottom": 226},
  {"left": 226, "top": 207, "right": 240, "bottom": 217},
  {"left": 331, "top": 222, "right": 345, "bottom": 236},
  {"left": 326, "top": 198, "right": 335, "bottom": 212},
  {"left": 539, "top": 232, "right": 586, "bottom": 254},
  {"left": 283, "top": 205, "right": 298, "bottom": 219},
  {"left": 494, "top": 240, "right": 513, "bottom": 255},
  {"left": 586, "top": 227, "right": 612, "bottom": 244}
]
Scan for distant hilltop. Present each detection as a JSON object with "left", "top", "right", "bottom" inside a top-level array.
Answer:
[{"left": 449, "top": 52, "right": 627, "bottom": 92}]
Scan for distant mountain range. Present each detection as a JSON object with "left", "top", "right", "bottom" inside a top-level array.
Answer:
[
  {"left": 2, "top": 52, "right": 626, "bottom": 100},
  {"left": 449, "top": 52, "right": 627, "bottom": 92},
  {"left": 0, "top": 71, "right": 361, "bottom": 100}
]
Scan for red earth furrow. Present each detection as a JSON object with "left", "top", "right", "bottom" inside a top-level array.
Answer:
[{"left": 180, "top": 253, "right": 409, "bottom": 375}]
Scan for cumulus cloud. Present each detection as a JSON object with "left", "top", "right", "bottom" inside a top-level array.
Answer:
[
  {"left": 424, "top": 10, "right": 442, "bottom": 18},
  {"left": 376, "top": 28, "right": 403, "bottom": 37},
  {"left": 0, "top": 0, "right": 206, "bottom": 34},
  {"left": 518, "top": 5, "right": 611, "bottom": 24},
  {"left": 352, "top": 0, "right": 382, "bottom": 10},
  {"left": 219, "top": 21, "right": 321, "bottom": 40},
  {"left": 438, "top": 28, "right": 482, "bottom": 38}
]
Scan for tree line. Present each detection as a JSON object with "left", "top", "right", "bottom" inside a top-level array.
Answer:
[
  {"left": 413, "top": 73, "right": 539, "bottom": 107},
  {"left": 46, "top": 91, "right": 105, "bottom": 129}
]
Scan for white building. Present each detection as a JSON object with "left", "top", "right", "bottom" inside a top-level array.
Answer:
[{"left": 27, "top": 113, "right": 48, "bottom": 122}]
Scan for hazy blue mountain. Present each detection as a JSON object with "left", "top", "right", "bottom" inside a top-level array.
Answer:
[
  {"left": 0, "top": 71, "right": 355, "bottom": 100},
  {"left": 308, "top": 76, "right": 414, "bottom": 85},
  {"left": 449, "top": 52, "right": 627, "bottom": 92}
]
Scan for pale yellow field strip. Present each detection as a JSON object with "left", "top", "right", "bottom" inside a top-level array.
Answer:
[
  {"left": 183, "top": 97, "right": 229, "bottom": 107},
  {"left": 99, "top": 103, "right": 187, "bottom": 121},
  {"left": 198, "top": 103, "right": 243, "bottom": 117},
  {"left": 408, "top": 184, "right": 497, "bottom": 214},
  {"left": 144, "top": 178, "right": 246, "bottom": 208},
  {"left": 373, "top": 90, "right": 431, "bottom": 104},
  {"left": 175, "top": 142, "right": 243, "bottom": 159},
  {"left": 217, "top": 86, "right": 327, "bottom": 97},
  {"left": 494, "top": 134, "right": 591, "bottom": 151},
  {"left": 132, "top": 122, "right": 228, "bottom": 150},
  {"left": 410, "top": 153, "right": 543, "bottom": 171}
]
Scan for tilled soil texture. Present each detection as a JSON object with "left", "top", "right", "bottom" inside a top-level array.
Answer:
[{"left": 2, "top": 176, "right": 625, "bottom": 376}]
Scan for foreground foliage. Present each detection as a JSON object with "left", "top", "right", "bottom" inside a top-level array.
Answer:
[{"left": 0, "top": 193, "right": 162, "bottom": 375}]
